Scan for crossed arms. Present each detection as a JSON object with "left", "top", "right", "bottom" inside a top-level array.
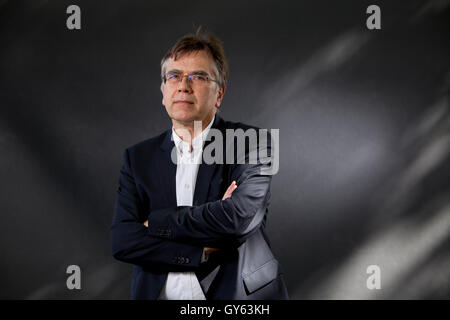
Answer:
[{"left": 111, "top": 146, "right": 272, "bottom": 271}]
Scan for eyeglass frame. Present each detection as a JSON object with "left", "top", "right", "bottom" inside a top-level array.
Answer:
[{"left": 162, "top": 71, "right": 220, "bottom": 86}]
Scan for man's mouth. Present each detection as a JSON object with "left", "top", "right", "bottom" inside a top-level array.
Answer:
[{"left": 174, "top": 100, "right": 194, "bottom": 104}]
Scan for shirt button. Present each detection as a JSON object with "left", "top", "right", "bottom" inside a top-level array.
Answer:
[{"left": 185, "top": 184, "right": 190, "bottom": 189}]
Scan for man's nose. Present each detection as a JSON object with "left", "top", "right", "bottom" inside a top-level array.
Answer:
[{"left": 177, "top": 76, "right": 192, "bottom": 93}]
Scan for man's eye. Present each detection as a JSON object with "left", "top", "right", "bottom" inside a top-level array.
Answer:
[
  {"left": 192, "top": 75, "right": 207, "bottom": 81},
  {"left": 167, "top": 74, "right": 179, "bottom": 80}
]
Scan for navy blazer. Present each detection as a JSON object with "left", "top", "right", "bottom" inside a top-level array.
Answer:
[{"left": 111, "top": 115, "right": 289, "bottom": 299}]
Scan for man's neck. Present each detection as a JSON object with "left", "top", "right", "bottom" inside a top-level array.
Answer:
[{"left": 172, "top": 113, "right": 215, "bottom": 148}]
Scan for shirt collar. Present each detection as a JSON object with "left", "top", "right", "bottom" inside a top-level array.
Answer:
[{"left": 172, "top": 115, "right": 215, "bottom": 155}]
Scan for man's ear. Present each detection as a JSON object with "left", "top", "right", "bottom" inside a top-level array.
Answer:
[
  {"left": 161, "top": 83, "right": 166, "bottom": 106},
  {"left": 215, "top": 86, "right": 226, "bottom": 108}
]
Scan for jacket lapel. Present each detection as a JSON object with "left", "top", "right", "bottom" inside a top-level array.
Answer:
[
  {"left": 159, "top": 115, "right": 225, "bottom": 207},
  {"left": 159, "top": 129, "right": 177, "bottom": 206},
  {"left": 193, "top": 115, "right": 223, "bottom": 206}
]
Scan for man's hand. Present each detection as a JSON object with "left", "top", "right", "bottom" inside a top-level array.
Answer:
[
  {"left": 222, "top": 180, "right": 237, "bottom": 200},
  {"left": 203, "top": 246, "right": 220, "bottom": 260},
  {"left": 143, "top": 220, "right": 148, "bottom": 227}
]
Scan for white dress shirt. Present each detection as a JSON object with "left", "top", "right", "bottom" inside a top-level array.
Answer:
[{"left": 157, "top": 115, "right": 215, "bottom": 300}]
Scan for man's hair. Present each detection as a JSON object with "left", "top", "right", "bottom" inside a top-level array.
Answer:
[{"left": 160, "top": 27, "right": 229, "bottom": 89}]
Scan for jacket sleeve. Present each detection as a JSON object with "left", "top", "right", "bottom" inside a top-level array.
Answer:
[
  {"left": 146, "top": 140, "right": 274, "bottom": 248},
  {"left": 110, "top": 149, "right": 204, "bottom": 270}
]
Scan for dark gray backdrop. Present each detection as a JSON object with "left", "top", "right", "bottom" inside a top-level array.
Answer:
[{"left": 0, "top": 0, "right": 449, "bottom": 299}]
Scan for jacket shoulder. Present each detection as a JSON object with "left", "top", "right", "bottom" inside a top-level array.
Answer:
[{"left": 220, "top": 118, "right": 261, "bottom": 132}]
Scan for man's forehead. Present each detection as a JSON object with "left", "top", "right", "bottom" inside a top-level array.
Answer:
[{"left": 165, "top": 50, "right": 215, "bottom": 73}]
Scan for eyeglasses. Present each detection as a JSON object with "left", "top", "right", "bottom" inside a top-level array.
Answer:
[{"left": 162, "top": 72, "right": 219, "bottom": 86}]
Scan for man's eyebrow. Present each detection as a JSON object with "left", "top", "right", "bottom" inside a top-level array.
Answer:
[
  {"left": 166, "top": 69, "right": 210, "bottom": 76},
  {"left": 167, "top": 69, "right": 183, "bottom": 74},
  {"left": 190, "top": 70, "right": 209, "bottom": 76}
]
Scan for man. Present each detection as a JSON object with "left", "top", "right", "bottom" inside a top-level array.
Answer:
[{"left": 111, "top": 29, "right": 288, "bottom": 300}]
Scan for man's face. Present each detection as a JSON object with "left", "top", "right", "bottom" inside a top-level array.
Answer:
[{"left": 161, "top": 50, "right": 225, "bottom": 125}]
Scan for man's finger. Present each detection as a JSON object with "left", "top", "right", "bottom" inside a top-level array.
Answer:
[
  {"left": 226, "top": 181, "right": 236, "bottom": 194},
  {"left": 222, "top": 181, "right": 237, "bottom": 200},
  {"left": 224, "top": 182, "right": 235, "bottom": 197}
]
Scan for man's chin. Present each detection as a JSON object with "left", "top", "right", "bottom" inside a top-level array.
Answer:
[
  {"left": 169, "top": 110, "right": 213, "bottom": 126},
  {"left": 170, "top": 114, "right": 196, "bottom": 124}
]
